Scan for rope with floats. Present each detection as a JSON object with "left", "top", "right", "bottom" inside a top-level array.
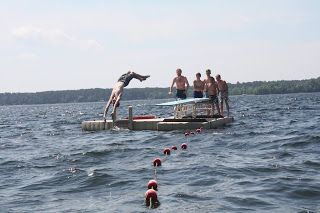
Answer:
[{"left": 144, "top": 127, "right": 203, "bottom": 208}]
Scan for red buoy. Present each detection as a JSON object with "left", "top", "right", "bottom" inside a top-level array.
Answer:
[
  {"left": 147, "top": 179, "right": 158, "bottom": 191},
  {"left": 145, "top": 189, "right": 158, "bottom": 207},
  {"left": 184, "top": 132, "right": 190, "bottom": 136},
  {"left": 153, "top": 158, "right": 162, "bottom": 167},
  {"left": 163, "top": 148, "right": 171, "bottom": 155},
  {"left": 181, "top": 143, "right": 188, "bottom": 150},
  {"left": 171, "top": 146, "right": 177, "bottom": 150}
]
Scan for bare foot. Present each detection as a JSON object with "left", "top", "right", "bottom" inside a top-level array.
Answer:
[{"left": 140, "top": 75, "right": 150, "bottom": 81}]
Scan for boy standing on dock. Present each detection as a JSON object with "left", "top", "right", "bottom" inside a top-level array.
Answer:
[
  {"left": 169, "top": 68, "right": 190, "bottom": 100},
  {"left": 203, "top": 69, "right": 213, "bottom": 98},
  {"left": 206, "top": 76, "right": 221, "bottom": 116},
  {"left": 193, "top": 73, "right": 205, "bottom": 98},
  {"left": 216, "top": 74, "right": 230, "bottom": 116}
]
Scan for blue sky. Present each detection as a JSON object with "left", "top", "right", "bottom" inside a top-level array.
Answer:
[{"left": 1, "top": 0, "right": 319, "bottom": 92}]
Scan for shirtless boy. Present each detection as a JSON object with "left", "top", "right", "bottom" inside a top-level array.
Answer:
[
  {"left": 193, "top": 73, "right": 205, "bottom": 98},
  {"left": 206, "top": 76, "right": 221, "bottom": 115},
  {"left": 203, "top": 69, "right": 212, "bottom": 98},
  {"left": 103, "top": 71, "right": 150, "bottom": 120},
  {"left": 169, "top": 68, "right": 190, "bottom": 100},
  {"left": 216, "top": 74, "right": 230, "bottom": 116}
]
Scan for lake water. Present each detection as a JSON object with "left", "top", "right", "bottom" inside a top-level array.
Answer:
[{"left": 1, "top": 93, "right": 320, "bottom": 213}]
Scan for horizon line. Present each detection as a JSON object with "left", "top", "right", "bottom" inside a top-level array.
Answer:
[{"left": 1, "top": 76, "right": 319, "bottom": 94}]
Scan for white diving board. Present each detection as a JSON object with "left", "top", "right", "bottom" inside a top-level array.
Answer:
[{"left": 156, "top": 98, "right": 210, "bottom": 106}]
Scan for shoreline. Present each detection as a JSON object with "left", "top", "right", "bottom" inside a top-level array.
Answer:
[{"left": 1, "top": 77, "right": 319, "bottom": 106}]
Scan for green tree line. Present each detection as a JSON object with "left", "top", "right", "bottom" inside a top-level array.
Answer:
[
  {"left": 228, "top": 77, "right": 320, "bottom": 95},
  {"left": 0, "top": 77, "right": 319, "bottom": 105}
]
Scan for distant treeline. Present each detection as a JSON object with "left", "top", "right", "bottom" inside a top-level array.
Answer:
[
  {"left": 228, "top": 77, "right": 320, "bottom": 95},
  {"left": 0, "top": 77, "right": 319, "bottom": 105}
]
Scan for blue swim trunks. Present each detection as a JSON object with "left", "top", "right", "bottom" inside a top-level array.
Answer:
[
  {"left": 193, "top": 91, "right": 203, "bottom": 98},
  {"left": 118, "top": 72, "right": 134, "bottom": 87},
  {"left": 176, "top": 89, "right": 187, "bottom": 99},
  {"left": 209, "top": 95, "right": 219, "bottom": 104}
]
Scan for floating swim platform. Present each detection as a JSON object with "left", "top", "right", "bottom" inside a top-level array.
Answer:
[
  {"left": 81, "top": 117, "right": 233, "bottom": 131},
  {"left": 81, "top": 109, "right": 233, "bottom": 131},
  {"left": 82, "top": 102, "right": 234, "bottom": 131}
]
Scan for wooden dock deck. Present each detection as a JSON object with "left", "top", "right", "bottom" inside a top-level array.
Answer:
[
  {"left": 81, "top": 117, "right": 234, "bottom": 131},
  {"left": 82, "top": 103, "right": 234, "bottom": 131}
]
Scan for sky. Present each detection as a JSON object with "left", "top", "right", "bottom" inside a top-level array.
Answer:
[{"left": 0, "top": 0, "right": 319, "bottom": 92}]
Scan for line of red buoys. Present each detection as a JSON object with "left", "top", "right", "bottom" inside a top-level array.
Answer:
[{"left": 144, "top": 127, "right": 203, "bottom": 208}]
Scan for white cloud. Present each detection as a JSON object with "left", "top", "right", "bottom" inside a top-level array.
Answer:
[
  {"left": 12, "top": 26, "right": 70, "bottom": 41},
  {"left": 12, "top": 26, "right": 103, "bottom": 50},
  {"left": 16, "top": 52, "right": 39, "bottom": 61},
  {"left": 84, "top": 39, "right": 103, "bottom": 50}
]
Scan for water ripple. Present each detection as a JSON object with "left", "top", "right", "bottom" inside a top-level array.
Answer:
[{"left": 0, "top": 93, "right": 320, "bottom": 212}]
